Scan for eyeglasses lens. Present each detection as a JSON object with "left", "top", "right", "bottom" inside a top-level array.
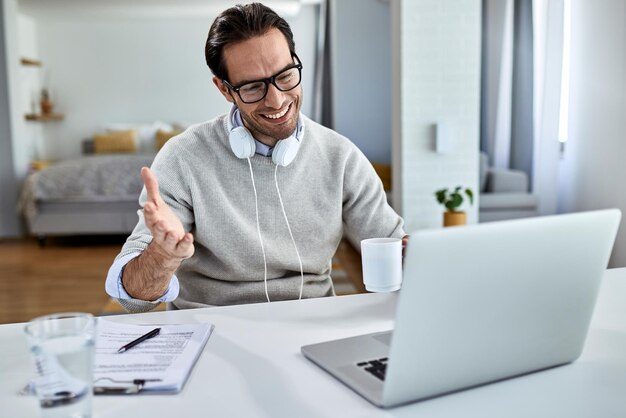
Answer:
[{"left": 238, "top": 67, "right": 301, "bottom": 103}]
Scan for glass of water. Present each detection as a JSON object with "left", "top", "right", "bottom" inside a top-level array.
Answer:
[{"left": 24, "top": 313, "right": 97, "bottom": 418}]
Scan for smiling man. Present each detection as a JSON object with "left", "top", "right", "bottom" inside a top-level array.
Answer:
[{"left": 105, "top": 2, "right": 405, "bottom": 312}]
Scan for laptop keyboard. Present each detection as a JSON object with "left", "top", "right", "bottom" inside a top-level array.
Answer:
[{"left": 357, "top": 357, "right": 388, "bottom": 381}]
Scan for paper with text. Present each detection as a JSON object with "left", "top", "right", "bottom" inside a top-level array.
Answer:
[{"left": 94, "top": 320, "right": 214, "bottom": 393}]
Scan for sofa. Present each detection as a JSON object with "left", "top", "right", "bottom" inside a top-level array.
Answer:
[{"left": 479, "top": 152, "right": 539, "bottom": 222}]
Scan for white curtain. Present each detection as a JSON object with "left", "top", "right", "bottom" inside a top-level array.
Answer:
[
  {"left": 481, "top": 0, "right": 565, "bottom": 214},
  {"left": 532, "top": 0, "right": 565, "bottom": 216}
]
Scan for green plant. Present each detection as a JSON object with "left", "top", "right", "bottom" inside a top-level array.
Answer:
[{"left": 435, "top": 186, "right": 474, "bottom": 212}]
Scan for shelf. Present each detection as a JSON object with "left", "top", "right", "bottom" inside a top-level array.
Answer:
[
  {"left": 25, "top": 113, "right": 64, "bottom": 122},
  {"left": 20, "top": 57, "right": 42, "bottom": 67}
]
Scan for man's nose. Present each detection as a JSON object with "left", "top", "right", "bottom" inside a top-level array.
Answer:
[{"left": 263, "top": 83, "right": 284, "bottom": 108}]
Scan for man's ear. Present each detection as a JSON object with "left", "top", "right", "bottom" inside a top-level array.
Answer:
[{"left": 212, "top": 76, "right": 234, "bottom": 103}]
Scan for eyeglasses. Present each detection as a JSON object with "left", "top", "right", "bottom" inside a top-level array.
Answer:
[{"left": 222, "top": 54, "right": 303, "bottom": 104}]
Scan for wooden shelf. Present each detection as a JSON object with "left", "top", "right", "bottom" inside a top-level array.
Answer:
[
  {"left": 20, "top": 57, "right": 42, "bottom": 67},
  {"left": 25, "top": 113, "right": 64, "bottom": 122}
]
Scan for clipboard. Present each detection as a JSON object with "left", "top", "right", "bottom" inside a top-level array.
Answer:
[
  {"left": 93, "top": 378, "right": 162, "bottom": 394},
  {"left": 93, "top": 320, "right": 214, "bottom": 394}
]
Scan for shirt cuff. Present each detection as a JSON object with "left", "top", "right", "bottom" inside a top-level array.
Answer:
[{"left": 104, "top": 252, "right": 180, "bottom": 302}]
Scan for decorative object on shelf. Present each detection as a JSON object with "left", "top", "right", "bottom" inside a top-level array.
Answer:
[
  {"left": 435, "top": 186, "right": 474, "bottom": 227},
  {"left": 40, "top": 88, "right": 54, "bottom": 114}
]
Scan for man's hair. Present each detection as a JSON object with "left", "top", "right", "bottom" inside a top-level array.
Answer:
[{"left": 205, "top": 2, "right": 296, "bottom": 81}]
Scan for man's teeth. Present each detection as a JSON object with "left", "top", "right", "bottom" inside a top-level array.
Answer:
[{"left": 264, "top": 106, "right": 289, "bottom": 119}]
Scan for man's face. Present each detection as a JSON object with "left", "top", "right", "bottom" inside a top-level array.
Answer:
[{"left": 213, "top": 28, "right": 302, "bottom": 147}]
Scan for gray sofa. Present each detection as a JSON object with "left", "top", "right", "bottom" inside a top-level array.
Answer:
[{"left": 479, "top": 152, "right": 539, "bottom": 222}]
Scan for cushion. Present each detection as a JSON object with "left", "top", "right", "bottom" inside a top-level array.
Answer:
[
  {"left": 486, "top": 168, "right": 528, "bottom": 193},
  {"left": 479, "top": 193, "right": 539, "bottom": 210},
  {"left": 105, "top": 121, "right": 173, "bottom": 153},
  {"left": 93, "top": 130, "right": 137, "bottom": 154},
  {"left": 155, "top": 129, "right": 183, "bottom": 151}
]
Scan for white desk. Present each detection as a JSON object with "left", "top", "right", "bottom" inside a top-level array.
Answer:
[{"left": 2, "top": 269, "right": 626, "bottom": 417}]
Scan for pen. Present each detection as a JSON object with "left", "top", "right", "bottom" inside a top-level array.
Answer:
[{"left": 117, "top": 327, "right": 161, "bottom": 353}]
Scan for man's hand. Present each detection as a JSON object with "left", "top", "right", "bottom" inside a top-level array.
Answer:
[
  {"left": 141, "top": 167, "right": 194, "bottom": 262},
  {"left": 121, "top": 168, "right": 194, "bottom": 301},
  {"left": 401, "top": 235, "right": 410, "bottom": 268}
]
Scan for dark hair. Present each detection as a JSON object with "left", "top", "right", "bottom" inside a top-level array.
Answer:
[{"left": 205, "top": 3, "right": 296, "bottom": 81}]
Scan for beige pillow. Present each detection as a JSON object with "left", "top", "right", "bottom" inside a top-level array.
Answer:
[
  {"left": 93, "top": 130, "right": 137, "bottom": 154},
  {"left": 155, "top": 129, "right": 183, "bottom": 151}
]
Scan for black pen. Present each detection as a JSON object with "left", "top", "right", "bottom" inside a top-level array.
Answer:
[{"left": 117, "top": 327, "right": 161, "bottom": 353}]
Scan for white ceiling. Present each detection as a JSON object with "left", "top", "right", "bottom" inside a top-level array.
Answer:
[{"left": 17, "top": 0, "right": 319, "bottom": 19}]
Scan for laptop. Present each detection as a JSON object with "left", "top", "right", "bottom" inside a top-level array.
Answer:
[{"left": 301, "top": 209, "right": 621, "bottom": 408}]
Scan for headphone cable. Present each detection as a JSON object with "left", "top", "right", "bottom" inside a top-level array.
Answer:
[
  {"left": 247, "top": 158, "right": 271, "bottom": 303},
  {"left": 274, "top": 164, "right": 305, "bottom": 300}
]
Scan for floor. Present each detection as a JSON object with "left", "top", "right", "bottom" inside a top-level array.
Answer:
[{"left": 0, "top": 236, "right": 364, "bottom": 324}]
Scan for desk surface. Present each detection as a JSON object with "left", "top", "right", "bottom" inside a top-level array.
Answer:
[{"left": 2, "top": 269, "right": 626, "bottom": 418}]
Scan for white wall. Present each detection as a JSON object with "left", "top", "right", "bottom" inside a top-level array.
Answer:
[
  {"left": 393, "top": 0, "right": 481, "bottom": 232},
  {"left": 17, "top": 13, "right": 42, "bottom": 163},
  {"left": 558, "top": 0, "right": 626, "bottom": 267},
  {"left": 16, "top": 4, "right": 318, "bottom": 160}
]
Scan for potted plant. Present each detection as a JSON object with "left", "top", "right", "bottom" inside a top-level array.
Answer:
[
  {"left": 435, "top": 186, "right": 474, "bottom": 227},
  {"left": 40, "top": 88, "right": 54, "bottom": 114}
]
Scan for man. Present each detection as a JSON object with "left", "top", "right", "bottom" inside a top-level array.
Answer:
[{"left": 105, "top": 2, "right": 405, "bottom": 313}]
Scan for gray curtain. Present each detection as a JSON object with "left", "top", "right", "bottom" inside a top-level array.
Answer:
[
  {"left": 510, "top": 0, "right": 534, "bottom": 185},
  {"left": 480, "top": 0, "right": 490, "bottom": 156},
  {"left": 312, "top": 0, "right": 333, "bottom": 129},
  {"left": 480, "top": 0, "right": 534, "bottom": 187}
]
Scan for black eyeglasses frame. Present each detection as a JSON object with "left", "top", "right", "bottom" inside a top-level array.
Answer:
[{"left": 222, "top": 53, "right": 303, "bottom": 104}]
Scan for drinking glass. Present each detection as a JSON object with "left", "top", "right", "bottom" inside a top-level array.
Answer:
[{"left": 24, "top": 312, "right": 97, "bottom": 418}]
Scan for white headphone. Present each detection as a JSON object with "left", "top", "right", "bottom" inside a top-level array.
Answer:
[
  {"left": 226, "top": 106, "right": 305, "bottom": 303},
  {"left": 227, "top": 106, "right": 304, "bottom": 166}
]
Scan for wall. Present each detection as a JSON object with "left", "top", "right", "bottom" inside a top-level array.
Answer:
[
  {"left": 392, "top": 0, "right": 481, "bottom": 232},
  {"left": 331, "top": 0, "right": 391, "bottom": 164},
  {"left": 0, "top": 1, "right": 17, "bottom": 236},
  {"left": 17, "top": 13, "right": 41, "bottom": 163},
  {"left": 17, "top": 4, "right": 318, "bottom": 160},
  {"left": 1, "top": 0, "right": 23, "bottom": 237},
  {"left": 558, "top": 0, "right": 626, "bottom": 267}
]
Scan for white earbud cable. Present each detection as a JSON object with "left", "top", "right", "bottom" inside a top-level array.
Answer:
[
  {"left": 247, "top": 158, "right": 271, "bottom": 303},
  {"left": 274, "top": 164, "right": 305, "bottom": 300}
]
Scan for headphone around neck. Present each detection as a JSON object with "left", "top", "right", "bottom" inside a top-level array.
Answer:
[
  {"left": 226, "top": 106, "right": 306, "bottom": 303},
  {"left": 227, "top": 106, "right": 304, "bottom": 167}
]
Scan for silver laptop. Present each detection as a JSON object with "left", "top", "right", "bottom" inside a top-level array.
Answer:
[{"left": 302, "top": 209, "right": 621, "bottom": 408}]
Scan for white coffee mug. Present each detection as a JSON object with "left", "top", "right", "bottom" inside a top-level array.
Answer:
[{"left": 361, "top": 237, "right": 403, "bottom": 292}]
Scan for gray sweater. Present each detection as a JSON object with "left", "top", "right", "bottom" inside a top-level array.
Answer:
[{"left": 116, "top": 113, "right": 404, "bottom": 310}]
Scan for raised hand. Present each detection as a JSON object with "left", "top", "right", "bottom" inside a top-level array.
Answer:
[
  {"left": 141, "top": 167, "right": 194, "bottom": 261},
  {"left": 122, "top": 168, "right": 195, "bottom": 301}
]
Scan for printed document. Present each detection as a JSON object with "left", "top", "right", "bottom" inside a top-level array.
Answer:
[{"left": 94, "top": 320, "right": 214, "bottom": 393}]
